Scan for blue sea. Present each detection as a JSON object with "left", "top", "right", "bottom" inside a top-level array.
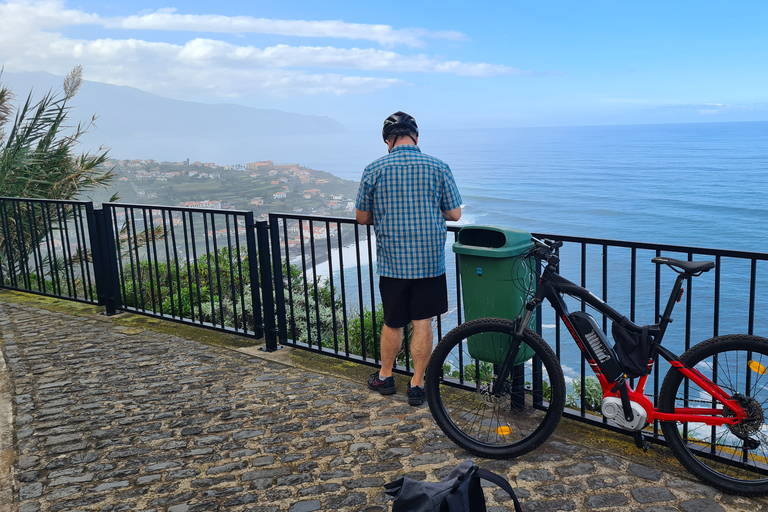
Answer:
[
  {"left": 281, "top": 120, "right": 768, "bottom": 252},
  {"left": 281, "top": 121, "right": 768, "bottom": 381}
]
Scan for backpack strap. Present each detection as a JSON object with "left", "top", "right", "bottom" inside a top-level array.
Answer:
[
  {"left": 444, "top": 465, "right": 478, "bottom": 512},
  {"left": 474, "top": 469, "right": 523, "bottom": 512}
]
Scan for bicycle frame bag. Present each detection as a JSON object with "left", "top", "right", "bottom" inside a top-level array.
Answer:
[
  {"left": 612, "top": 322, "right": 652, "bottom": 378},
  {"left": 383, "top": 459, "right": 522, "bottom": 512}
]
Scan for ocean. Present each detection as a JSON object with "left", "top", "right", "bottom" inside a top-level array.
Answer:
[
  {"left": 284, "top": 120, "right": 768, "bottom": 251},
  {"left": 285, "top": 121, "right": 768, "bottom": 381}
]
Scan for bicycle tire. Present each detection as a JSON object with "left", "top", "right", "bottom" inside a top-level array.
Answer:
[
  {"left": 659, "top": 334, "right": 768, "bottom": 495},
  {"left": 425, "top": 317, "right": 565, "bottom": 459}
]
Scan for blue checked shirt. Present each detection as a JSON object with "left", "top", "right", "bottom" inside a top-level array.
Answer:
[{"left": 355, "top": 145, "right": 462, "bottom": 279}]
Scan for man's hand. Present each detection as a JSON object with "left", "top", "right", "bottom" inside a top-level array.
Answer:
[
  {"left": 442, "top": 207, "right": 462, "bottom": 222},
  {"left": 356, "top": 209, "right": 373, "bottom": 225}
]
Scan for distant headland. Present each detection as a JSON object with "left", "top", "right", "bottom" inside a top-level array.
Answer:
[{"left": 96, "top": 158, "right": 360, "bottom": 221}]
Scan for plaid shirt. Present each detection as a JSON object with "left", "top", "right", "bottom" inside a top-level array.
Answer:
[{"left": 355, "top": 145, "right": 462, "bottom": 279}]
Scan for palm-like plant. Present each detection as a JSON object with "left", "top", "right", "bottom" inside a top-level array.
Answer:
[
  {"left": 0, "top": 66, "right": 116, "bottom": 292},
  {"left": 0, "top": 66, "right": 115, "bottom": 199}
]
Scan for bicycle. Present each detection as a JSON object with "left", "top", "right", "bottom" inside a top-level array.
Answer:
[{"left": 425, "top": 237, "right": 768, "bottom": 495}]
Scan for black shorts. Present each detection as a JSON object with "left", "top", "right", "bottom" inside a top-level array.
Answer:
[{"left": 379, "top": 274, "right": 448, "bottom": 329}]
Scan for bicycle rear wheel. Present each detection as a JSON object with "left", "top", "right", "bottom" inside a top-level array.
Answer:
[
  {"left": 425, "top": 318, "right": 565, "bottom": 459},
  {"left": 659, "top": 334, "right": 768, "bottom": 495}
]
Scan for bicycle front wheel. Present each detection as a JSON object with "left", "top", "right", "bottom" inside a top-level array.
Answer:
[
  {"left": 659, "top": 334, "right": 768, "bottom": 495},
  {"left": 425, "top": 318, "right": 565, "bottom": 459}
]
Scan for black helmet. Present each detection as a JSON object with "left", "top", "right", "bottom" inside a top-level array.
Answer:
[{"left": 382, "top": 111, "right": 418, "bottom": 142}]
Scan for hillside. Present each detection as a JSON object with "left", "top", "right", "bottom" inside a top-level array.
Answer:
[{"left": 93, "top": 158, "right": 359, "bottom": 220}]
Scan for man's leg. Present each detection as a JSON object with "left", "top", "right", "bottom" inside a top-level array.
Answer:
[
  {"left": 408, "top": 318, "right": 433, "bottom": 387},
  {"left": 377, "top": 324, "right": 403, "bottom": 378},
  {"left": 369, "top": 277, "right": 408, "bottom": 395}
]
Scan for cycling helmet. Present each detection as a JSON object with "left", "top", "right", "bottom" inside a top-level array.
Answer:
[{"left": 382, "top": 111, "right": 418, "bottom": 142}]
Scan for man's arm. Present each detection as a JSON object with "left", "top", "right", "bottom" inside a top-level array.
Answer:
[
  {"left": 442, "top": 207, "right": 462, "bottom": 222},
  {"left": 356, "top": 209, "right": 373, "bottom": 225}
]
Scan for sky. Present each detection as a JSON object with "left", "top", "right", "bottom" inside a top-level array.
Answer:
[{"left": 1, "top": 0, "right": 768, "bottom": 131}]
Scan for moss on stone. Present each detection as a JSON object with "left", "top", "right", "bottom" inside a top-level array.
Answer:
[{"left": 0, "top": 289, "right": 260, "bottom": 349}]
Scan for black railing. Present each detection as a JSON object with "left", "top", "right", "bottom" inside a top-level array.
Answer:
[
  {"left": 2, "top": 197, "right": 768, "bottom": 441},
  {"left": 268, "top": 213, "right": 462, "bottom": 370},
  {"left": 531, "top": 235, "right": 768, "bottom": 431},
  {"left": 103, "top": 203, "right": 265, "bottom": 337},
  {"left": 0, "top": 198, "right": 100, "bottom": 303},
  {"left": 267, "top": 214, "right": 768, "bottom": 435}
]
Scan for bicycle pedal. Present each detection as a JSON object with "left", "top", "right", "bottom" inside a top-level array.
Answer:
[{"left": 633, "top": 432, "right": 649, "bottom": 452}]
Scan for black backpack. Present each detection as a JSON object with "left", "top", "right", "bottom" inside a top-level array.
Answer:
[{"left": 383, "top": 459, "right": 522, "bottom": 512}]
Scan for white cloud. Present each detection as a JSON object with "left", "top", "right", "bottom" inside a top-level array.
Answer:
[
  {"left": 0, "top": 0, "right": 524, "bottom": 100},
  {"left": 106, "top": 8, "right": 466, "bottom": 48},
  {"left": 0, "top": 0, "right": 98, "bottom": 29},
  {"left": 175, "top": 40, "right": 523, "bottom": 78}
]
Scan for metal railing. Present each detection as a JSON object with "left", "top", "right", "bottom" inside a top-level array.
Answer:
[
  {"left": 267, "top": 213, "right": 465, "bottom": 369},
  {"left": 0, "top": 198, "right": 277, "bottom": 344},
  {"left": 102, "top": 203, "right": 273, "bottom": 337},
  {"left": 533, "top": 234, "right": 768, "bottom": 432},
  {"left": 0, "top": 198, "right": 100, "bottom": 303},
  {"left": 3, "top": 197, "right": 768, "bottom": 442},
  {"left": 267, "top": 214, "right": 768, "bottom": 434}
]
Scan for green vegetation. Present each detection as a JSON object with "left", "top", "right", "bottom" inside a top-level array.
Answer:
[
  {"left": 0, "top": 68, "right": 385, "bottom": 363},
  {"left": 443, "top": 360, "right": 495, "bottom": 384},
  {"left": 566, "top": 375, "right": 603, "bottom": 411},
  {"left": 115, "top": 245, "right": 388, "bottom": 361},
  {"left": 0, "top": 66, "right": 114, "bottom": 200},
  {"left": 0, "top": 66, "right": 115, "bottom": 282}
]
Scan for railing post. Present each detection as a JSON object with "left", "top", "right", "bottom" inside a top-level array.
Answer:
[
  {"left": 252, "top": 219, "right": 279, "bottom": 351},
  {"left": 269, "top": 214, "right": 287, "bottom": 342},
  {"left": 257, "top": 220, "right": 279, "bottom": 351},
  {"left": 88, "top": 205, "right": 122, "bottom": 315},
  {"left": 244, "top": 213, "right": 264, "bottom": 338}
]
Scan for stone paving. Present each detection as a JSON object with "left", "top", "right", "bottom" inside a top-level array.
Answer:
[{"left": 2, "top": 294, "right": 768, "bottom": 512}]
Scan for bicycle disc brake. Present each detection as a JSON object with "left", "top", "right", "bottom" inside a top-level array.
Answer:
[
  {"left": 724, "top": 393, "right": 764, "bottom": 449},
  {"left": 478, "top": 374, "right": 520, "bottom": 407},
  {"left": 478, "top": 380, "right": 504, "bottom": 407}
]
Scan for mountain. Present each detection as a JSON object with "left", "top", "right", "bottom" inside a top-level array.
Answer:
[{"left": 0, "top": 71, "right": 347, "bottom": 164}]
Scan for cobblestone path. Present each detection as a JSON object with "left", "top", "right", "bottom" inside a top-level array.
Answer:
[{"left": 2, "top": 296, "right": 768, "bottom": 511}]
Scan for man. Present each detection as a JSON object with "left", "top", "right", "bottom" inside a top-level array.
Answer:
[{"left": 355, "top": 111, "right": 462, "bottom": 406}]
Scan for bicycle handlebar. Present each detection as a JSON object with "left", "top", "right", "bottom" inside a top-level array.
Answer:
[{"left": 529, "top": 237, "right": 562, "bottom": 264}]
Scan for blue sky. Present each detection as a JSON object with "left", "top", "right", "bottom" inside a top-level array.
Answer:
[{"left": 1, "top": 0, "right": 767, "bottom": 130}]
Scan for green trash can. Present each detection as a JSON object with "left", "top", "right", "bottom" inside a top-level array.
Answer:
[{"left": 453, "top": 226, "right": 536, "bottom": 365}]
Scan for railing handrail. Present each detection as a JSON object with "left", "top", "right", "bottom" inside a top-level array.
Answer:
[
  {"left": 103, "top": 201, "right": 257, "bottom": 216},
  {"left": 0, "top": 197, "right": 93, "bottom": 205},
  {"left": 269, "top": 212, "right": 768, "bottom": 260},
  {"left": 532, "top": 231, "right": 768, "bottom": 261}
]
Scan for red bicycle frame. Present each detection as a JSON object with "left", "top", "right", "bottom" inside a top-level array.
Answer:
[{"left": 514, "top": 250, "right": 750, "bottom": 427}]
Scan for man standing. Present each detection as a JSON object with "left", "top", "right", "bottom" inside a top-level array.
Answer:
[{"left": 355, "top": 111, "right": 462, "bottom": 406}]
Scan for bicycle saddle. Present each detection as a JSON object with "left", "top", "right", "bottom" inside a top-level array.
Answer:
[{"left": 652, "top": 257, "right": 715, "bottom": 275}]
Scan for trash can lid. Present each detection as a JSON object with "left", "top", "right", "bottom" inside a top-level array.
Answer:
[{"left": 453, "top": 225, "right": 533, "bottom": 258}]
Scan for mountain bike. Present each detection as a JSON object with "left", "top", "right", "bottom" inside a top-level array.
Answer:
[{"left": 425, "top": 237, "right": 768, "bottom": 495}]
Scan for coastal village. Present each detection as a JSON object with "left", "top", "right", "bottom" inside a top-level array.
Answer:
[{"left": 105, "top": 158, "right": 361, "bottom": 251}]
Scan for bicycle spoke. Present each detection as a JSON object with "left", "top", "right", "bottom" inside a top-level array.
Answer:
[
  {"left": 661, "top": 334, "right": 768, "bottom": 495},
  {"left": 425, "top": 319, "right": 565, "bottom": 459}
]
